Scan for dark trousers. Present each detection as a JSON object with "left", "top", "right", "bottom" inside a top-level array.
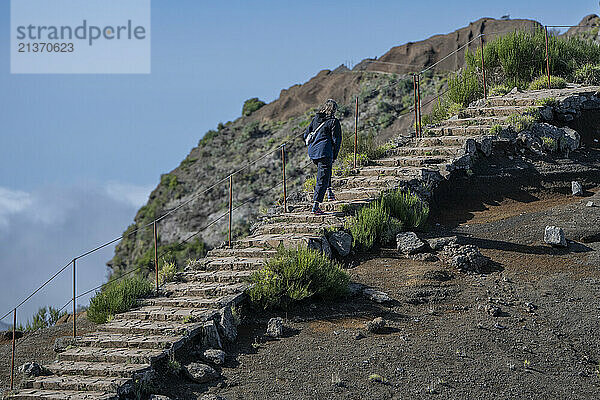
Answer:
[{"left": 312, "top": 157, "right": 332, "bottom": 203}]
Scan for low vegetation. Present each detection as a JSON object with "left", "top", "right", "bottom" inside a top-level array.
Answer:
[
  {"left": 242, "top": 97, "right": 266, "bottom": 116},
  {"left": 17, "top": 306, "right": 67, "bottom": 332},
  {"left": 574, "top": 63, "right": 600, "bottom": 85},
  {"left": 528, "top": 75, "right": 567, "bottom": 90},
  {"left": 247, "top": 247, "right": 350, "bottom": 310},
  {"left": 506, "top": 113, "right": 537, "bottom": 132},
  {"left": 345, "top": 189, "right": 429, "bottom": 251},
  {"left": 87, "top": 277, "right": 153, "bottom": 324}
]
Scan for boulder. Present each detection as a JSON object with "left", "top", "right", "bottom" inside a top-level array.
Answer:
[
  {"left": 572, "top": 181, "right": 583, "bottom": 196},
  {"left": 362, "top": 288, "right": 392, "bottom": 303},
  {"left": 184, "top": 362, "right": 220, "bottom": 384},
  {"left": 442, "top": 244, "right": 488, "bottom": 272},
  {"left": 203, "top": 349, "right": 226, "bottom": 366},
  {"left": 19, "top": 362, "right": 45, "bottom": 377},
  {"left": 426, "top": 236, "right": 458, "bottom": 251},
  {"left": 202, "top": 320, "right": 222, "bottom": 349},
  {"left": 54, "top": 336, "right": 76, "bottom": 353},
  {"left": 266, "top": 317, "right": 284, "bottom": 338},
  {"left": 544, "top": 226, "right": 567, "bottom": 247},
  {"left": 328, "top": 231, "right": 353, "bottom": 257},
  {"left": 464, "top": 138, "right": 477, "bottom": 155},
  {"left": 217, "top": 306, "right": 237, "bottom": 343},
  {"left": 365, "top": 317, "right": 386, "bottom": 333},
  {"left": 396, "top": 232, "right": 427, "bottom": 255},
  {"left": 306, "top": 236, "right": 332, "bottom": 258},
  {"left": 476, "top": 136, "right": 494, "bottom": 156}
]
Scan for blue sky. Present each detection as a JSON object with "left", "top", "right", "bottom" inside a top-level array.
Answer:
[{"left": 0, "top": 0, "right": 597, "bottom": 322}]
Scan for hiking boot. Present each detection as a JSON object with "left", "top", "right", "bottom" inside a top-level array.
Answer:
[
  {"left": 327, "top": 188, "right": 336, "bottom": 202},
  {"left": 312, "top": 204, "right": 325, "bottom": 215}
]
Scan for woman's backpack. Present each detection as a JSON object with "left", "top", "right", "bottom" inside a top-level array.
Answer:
[{"left": 305, "top": 120, "right": 328, "bottom": 146}]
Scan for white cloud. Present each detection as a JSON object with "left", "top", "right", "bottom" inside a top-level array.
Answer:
[
  {"left": 105, "top": 181, "right": 153, "bottom": 208},
  {"left": 0, "top": 186, "right": 33, "bottom": 230}
]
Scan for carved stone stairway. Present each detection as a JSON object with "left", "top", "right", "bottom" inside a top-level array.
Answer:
[{"left": 8, "top": 85, "right": 599, "bottom": 399}]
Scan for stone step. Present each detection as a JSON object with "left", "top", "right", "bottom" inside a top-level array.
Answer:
[
  {"left": 332, "top": 174, "right": 404, "bottom": 189},
  {"left": 57, "top": 347, "right": 165, "bottom": 364},
  {"left": 259, "top": 212, "right": 346, "bottom": 225},
  {"left": 24, "top": 375, "right": 129, "bottom": 393},
  {"left": 372, "top": 155, "right": 450, "bottom": 168},
  {"left": 426, "top": 125, "right": 503, "bottom": 136},
  {"left": 76, "top": 332, "right": 180, "bottom": 349},
  {"left": 255, "top": 221, "right": 344, "bottom": 235},
  {"left": 417, "top": 135, "right": 475, "bottom": 147},
  {"left": 443, "top": 115, "right": 510, "bottom": 127},
  {"left": 177, "top": 269, "right": 254, "bottom": 284},
  {"left": 485, "top": 97, "right": 541, "bottom": 107},
  {"left": 8, "top": 389, "right": 117, "bottom": 400},
  {"left": 140, "top": 292, "right": 245, "bottom": 309},
  {"left": 385, "top": 145, "right": 463, "bottom": 157},
  {"left": 458, "top": 105, "right": 541, "bottom": 118},
  {"left": 161, "top": 281, "right": 247, "bottom": 298},
  {"left": 116, "top": 306, "right": 216, "bottom": 323},
  {"left": 47, "top": 361, "right": 150, "bottom": 378},
  {"left": 192, "top": 257, "right": 266, "bottom": 271},
  {"left": 98, "top": 319, "right": 201, "bottom": 336},
  {"left": 233, "top": 233, "right": 319, "bottom": 249},
  {"left": 207, "top": 246, "right": 277, "bottom": 258},
  {"left": 356, "top": 165, "right": 444, "bottom": 178},
  {"left": 333, "top": 187, "right": 381, "bottom": 202},
  {"left": 294, "top": 199, "right": 373, "bottom": 213}
]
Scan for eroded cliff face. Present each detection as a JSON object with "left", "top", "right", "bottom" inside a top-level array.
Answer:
[{"left": 107, "top": 17, "right": 549, "bottom": 277}]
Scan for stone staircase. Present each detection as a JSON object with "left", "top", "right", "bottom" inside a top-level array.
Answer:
[{"left": 7, "top": 85, "right": 599, "bottom": 400}]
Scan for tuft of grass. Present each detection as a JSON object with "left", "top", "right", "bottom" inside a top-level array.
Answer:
[
  {"left": 380, "top": 188, "right": 429, "bottom": 230},
  {"left": 528, "top": 75, "right": 567, "bottom": 90},
  {"left": 490, "top": 84, "right": 512, "bottom": 96},
  {"left": 506, "top": 113, "right": 537, "bottom": 132},
  {"left": 303, "top": 175, "right": 316, "bottom": 192},
  {"left": 87, "top": 277, "right": 153, "bottom": 324},
  {"left": 446, "top": 65, "right": 483, "bottom": 108},
  {"left": 158, "top": 260, "right": 177, "bottom": 285},
  {"left": 489, "top": 124, "right": 504, "bottom": 135},
  {"left": 574, "top": 63, "right": 600, "bottom": 85},
  {"left": 345, "top": 200, "right": 400, "bottom": 251},
  {"left": 247, "top": 247, "right": 350, "bottom": 310},
  {"left": 333, "top": 153, "right": 369, "bottom": 177},
  {"left": 422, "top": 99, "right": 463, "bottom": 126},
  {"left": 541, "top": 136, "right": 558, "bottom": 152},
  {"left": 535, "top": 97, "right": 558, "bottom": 107}
]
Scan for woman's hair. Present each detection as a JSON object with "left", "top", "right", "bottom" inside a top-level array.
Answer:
[{"left": 319, "top": 99, "right": 338, "bottom": 117}]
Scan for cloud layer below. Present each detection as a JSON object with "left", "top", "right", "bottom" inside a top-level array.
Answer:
[{"left": 0, "top": 182, "right": 152, "bottom": 325}]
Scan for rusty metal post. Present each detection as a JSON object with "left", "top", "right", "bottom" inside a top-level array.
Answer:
[
  {"left": 228, "top": 175, "right": 233, "bottom": 248},
  {"left": 10, "top": 308, "right": 16, "bottom": 390},
  {"left": 72, "top": 259, "right": 76, "bottom": 338},
  {"left": 480, "top": 35, "right": 487, "bottom": 100},
  {"left": 354, "top": 97, "right": 358, "bottom": 168},
  {"left": 545, "top": 26, "right": 551, "bottom": 89},
  {"left": 417, "top": 74, "right": 422, "bottom": 137},
  {"left": 281, "top": 145, "right": 287, "bottom": 213},
  {"left": 153, "top": 220, "right": 159, "bottom": 295},
  {"left": 413, "top": 74, "right": 419, "bottom": 138}
]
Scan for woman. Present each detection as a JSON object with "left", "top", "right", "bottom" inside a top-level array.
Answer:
[{"left": 304, "top": 99, "right": 342, "bottom": 215}]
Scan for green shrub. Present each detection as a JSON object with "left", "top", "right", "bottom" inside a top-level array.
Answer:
[
  {"left": 158, "top": 261, "right": 177, "bottom": 285},
  {"left": 446, "top": 66, "right": 483, "bottom": 107},
  {"left": 542, "top": 136, "right": 558, "bottom": 152},
  {"left": 535, "top": 97, "right": 558, "bottom": 107},
  {"left": 19, "top": 306, "right": 67, "bottom": 332},
  {"left": 87, "top": 277, "right": 153, "bottom": 324},
  {"left": 247, "top": 247, "right": 349, "bottom": 310},
  {"left": 466, "top": 29, "right": 600, "bottom": 89},
  {"left": 422, "top": 99, "right": 463, "bottom": 126},
  {"left": 345, "top": 200, "right": 403, "bottom": 251},
  {"left": 489, "top": 124, "right": 504, "bottom": 135},
  {"left": 242, "top": 97, "right": 266, "bottom": 116},
  {"left": 490, "top": 84, "right": 512, "bottom": 96},
  {"left": 506, "top": 113, "right": 537, "bottom": 132},
  {"left": 528, "top": 75, "right": 567, "bottom": 90},
  {"left": 333, "top": 153, "right": 369, "bottom": 177},
  {"left": 574, "top": 64, "right": 600, "bottom": 85},
  {"left": 380, "top": 188, "right": 429, "bottom": 230},
  {"left": 198, "top": 130, "right": 218, "bottom": 147}
]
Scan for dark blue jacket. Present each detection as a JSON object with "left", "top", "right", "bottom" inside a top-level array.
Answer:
[{"left": 304, "top": 113, "right": 342, "bottom": 161}]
